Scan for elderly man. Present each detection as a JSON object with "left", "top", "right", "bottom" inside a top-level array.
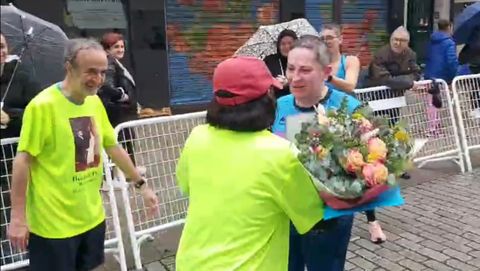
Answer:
[
  {"left": 8, "top": 38, "right": 158, "bottom": 271},
  {"left": 367, "top": 26, "right": 421, "bottom": 90},
  {"left": 366, "top": 27, "right": 419, "bottom": 179}
]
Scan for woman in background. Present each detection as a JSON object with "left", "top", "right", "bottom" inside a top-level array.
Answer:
[
  {"left": 264, "top": 29, "right": 298, "bottom": 99},
  {"left": 99, "top": 32, "right": 137, "bottom": 127}
]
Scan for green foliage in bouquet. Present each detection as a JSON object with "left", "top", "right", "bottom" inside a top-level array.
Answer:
[{"left": 295, "top": 97, "right": 413, "bottom": 199}]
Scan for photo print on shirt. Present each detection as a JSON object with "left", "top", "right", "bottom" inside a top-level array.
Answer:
[{"left": 69, "top": 116, "right": 100, "bottom": 172}]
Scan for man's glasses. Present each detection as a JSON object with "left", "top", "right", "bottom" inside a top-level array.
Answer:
[
  {"left": 320, "top": 35, "right": 338, "bottom": 42},
  {"left": 392, "top": 37, "right": 409, "bottom": 44}
]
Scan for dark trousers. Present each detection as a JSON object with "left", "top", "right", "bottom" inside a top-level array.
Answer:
[
  {"left": 289, "top": 215, "right": 354, "bottom": 271},
  {"left": 29, "top": 221, "right": 106, "bottom": 271}
]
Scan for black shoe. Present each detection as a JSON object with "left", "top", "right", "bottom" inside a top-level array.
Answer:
[{"left": 400, "top": 172, "right": 411, "bottom": 179}]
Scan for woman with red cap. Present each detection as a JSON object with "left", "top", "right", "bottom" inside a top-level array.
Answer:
[{"left": 175, "top": 56, "right": 324, "bottom": 270}]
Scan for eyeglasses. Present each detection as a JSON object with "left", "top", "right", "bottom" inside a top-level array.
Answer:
[
  {"left": 320, "top": 35, "right": 338, "bottom": 42},
  {"left": 392, "top": 37, "right": 409, "bottom": 43}
]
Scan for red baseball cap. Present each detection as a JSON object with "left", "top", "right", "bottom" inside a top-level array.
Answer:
[{"left": 213, "top": 56, "right": 283, "bottom": 106}]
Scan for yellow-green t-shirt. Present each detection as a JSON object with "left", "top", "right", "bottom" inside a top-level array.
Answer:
[
  {"left": 175, "top": 125, "right": 324, "bottom": 271},
  {"left": 17, "top": 84, "right": 117, "bottom": 238}
]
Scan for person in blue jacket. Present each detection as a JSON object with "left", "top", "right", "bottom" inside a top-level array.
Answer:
[
  {"left": 272, "top": 35, "right": 362, "bottom": 271},
  {"left": 425, "top": 19, "right": 458, "bottom": 83}
]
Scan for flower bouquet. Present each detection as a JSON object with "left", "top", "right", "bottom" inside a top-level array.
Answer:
[{"left": 294, "top": 98, "right": 415, "bottom": 210}]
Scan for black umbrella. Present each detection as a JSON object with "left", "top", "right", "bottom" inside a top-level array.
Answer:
[
  {"left": 453, "top": 2, "right": 480, "bottom": 44},
  {"left": 0, "top": 4, "right": 68, "bottom": 91}
]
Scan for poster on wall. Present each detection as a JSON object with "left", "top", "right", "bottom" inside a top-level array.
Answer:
[{"left": 66, "top": 0, "right": 127, "bottom": 29}]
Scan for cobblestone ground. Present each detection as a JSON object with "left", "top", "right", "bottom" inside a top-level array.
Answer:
[
  {"left": 102, "top": 167, "right": 480, "bottom": 271},
  {"left": 345, "top": 169, "right": 480, "bottom": 271}
]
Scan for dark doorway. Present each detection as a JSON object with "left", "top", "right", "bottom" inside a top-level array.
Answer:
[{"left": 407, "top": 0, "right": 434, "bottom": 65}]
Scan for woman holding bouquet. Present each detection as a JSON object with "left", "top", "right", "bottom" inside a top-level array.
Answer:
[
  {"left": 272, "top": 35, "right": 362, "bottom": 271},
  {"left": 320, "top": 24, "right": 387, "bottom": 244},
  {"left": 175, "top": 56, "right": 324, "bottom": 270}
]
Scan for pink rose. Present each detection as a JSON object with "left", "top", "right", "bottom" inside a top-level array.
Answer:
[
  {"left": 358, "top": 118, "right": 373, "bottom": 133},
  {"left": 362, "top": 162, "right": 389, "bottom": 187},
  {"left": 344, "top": 149, "right": 365, "bottom": 173}
]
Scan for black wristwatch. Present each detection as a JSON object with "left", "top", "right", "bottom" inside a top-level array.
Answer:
[
  {"left": 326, "top": 75, "right": 333, "bottom": 82},
  {"left": 134, "top": 178, "right": 147, "bottom": 189}
]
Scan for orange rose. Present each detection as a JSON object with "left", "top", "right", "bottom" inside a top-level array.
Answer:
[
  {"left": 362, "top": 162, "right": 389, "bottom": 187},
  {"left": 314, "top": 146, "right": 329, "bottom": 160},
  {"left": 344, "top": 149, "right": 365, "bottom": 173},
  {"left": 367, "top": 138, "right": 387, "bottom": 162}
]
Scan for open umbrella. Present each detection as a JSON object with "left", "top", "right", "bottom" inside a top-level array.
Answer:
[
  {"left": 235, "top": 18, "right": 318, "bottom": 60},
  {"left": 0, "top": 4, "right": 68, "bottom": 90},
  {"left": 453, "top": 2, "right": 480, "bottom": 44}
]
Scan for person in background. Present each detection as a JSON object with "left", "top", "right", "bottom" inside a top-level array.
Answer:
[
  {"left": 367, "top": 26, "right": 421, "bottom": 93},
  {"left": 458, "top": 25, "right": 480, "bottom": 75},
  {"left": 1, "top": 32, "right": 40, "bottom": 138},
  {"left": 100, "top": 32, "right": 138, "bottom": 163},
  {"left": 320, "top": 24, "right": 385, "bottom": 244},
  {"left": 175, "top": 56, "right": 324, "bottom": 270},
  {"left": 367, "top": 26, "right": 421, "bottom": 179},
  {"left": 7, "top": 38, "right": 158, "bottom": 270},
  {"left": 425, "top": 19, "right": 458, "bottom": 83},
  {"left": 272, "top": 35, "right": 361, "bottom": 271},
  {"left": 424, "top": 19, "right": 458, "bottom": 137},
  {"left": 1, "top": 32, "right": 41, "bottom": 263},
  {"left": 264, "top": 29, "right": 298, "bottom": 99},
  {"left": 99, "top": 32, "right": 137, "bottom": 127},
  {"left": 320, "top": 23, "right": 360, "bottom": 95},
  {"left": 458, "top": 25, "right": 480, "bottom": 111}
]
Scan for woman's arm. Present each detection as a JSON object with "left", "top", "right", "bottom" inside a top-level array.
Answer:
[{"left": 329, "top": 55, "right": 360, "bottom": 93}]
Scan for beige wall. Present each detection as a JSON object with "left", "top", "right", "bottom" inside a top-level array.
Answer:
[{"left": 434, "top": 0, "right": 451, "bottom": 30}]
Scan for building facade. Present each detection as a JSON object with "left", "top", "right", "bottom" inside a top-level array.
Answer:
[{"left": 2, "top": 0, "right": 473, "bottom": 110}]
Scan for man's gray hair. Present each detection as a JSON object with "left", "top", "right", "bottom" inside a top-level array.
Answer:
[
  {"left": 64, "top": 38, "right": 104, "bottom": 65},
  {"left": 293, "top": 35, "right": 332, "bottom": 67},
  {"left": 391, "top": 26, "right": 410, "bottom": 40}
]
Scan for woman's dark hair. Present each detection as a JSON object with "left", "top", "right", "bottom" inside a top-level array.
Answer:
[
  {"left": 206, "top": 91, "right": 276, "bottom": 132},
  {"left": 277, "top": 29, "right": 298, "bottom": 52}
]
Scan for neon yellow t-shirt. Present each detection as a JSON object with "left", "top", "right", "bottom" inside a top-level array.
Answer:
[
  {"left": 175, "top": 125, "right": 324, "bottom": 271},
  {"left": 17, "top": 84, "right": 117, "bottom": 238}
]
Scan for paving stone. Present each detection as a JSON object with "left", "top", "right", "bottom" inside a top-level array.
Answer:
[
  {"left": 398, "top": 258, "right": 427, "bottom": 271},
  {"left": 442, "top": 248, "right": 473, "bottom": 262},
  {"left": 348, "top": 257, "right": 377, "bottom": 270},
  {"left": 445, "top": 258, "right": 479, "bottom": 271}
]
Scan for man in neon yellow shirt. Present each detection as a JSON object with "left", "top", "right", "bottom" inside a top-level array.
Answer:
[
  {"left": 175, "top": 57, "right": 324, "bottom": 270},
  {"left": 7, "top": 38, "right": 158, "bottom": 271}
]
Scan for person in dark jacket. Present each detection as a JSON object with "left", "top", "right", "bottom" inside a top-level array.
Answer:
[
  {"left": 367, "top": 27, "right": 419, "bottom": 179},
  {"left": 263, "top": 29, "right": 298, "bottom": 99},
  {"left": 99, "top": 32, "right": 138, "bottom": 163},
  {"left": 99, "top": 32, "right": 137, "bottom": 127},
  {"left": 1, "top": 33, "right": 41, "bottom": 138},
  {"left": 425, "top": 19, "right": 458, "bottom": 83},
  {"left": 459, "top": 26, "right": 480, "bottom": 75},
  {"left": 367, "top": 27, "right": 421, "bottom": 91},
  {"left": 1, "top": 32, "right": 40, "bottom": 264},
  {"left": 459, "top": 26, "right": 480, "bottom": 110},
  {"left": 367, "top": 26, "right": 421, "bottom": 124}
]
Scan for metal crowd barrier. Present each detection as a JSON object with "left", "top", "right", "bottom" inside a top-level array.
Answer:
[
  {"left": 0, "top": 138, "right": 127, "bottom": 271},
  {"left": 107, "top": 111, "right": 206, "bottom": 270},
  {"left": 355, "top": 79, "right": 465, "bottom": 172},
  {"left": 452, "top": 74, "right": 480, "bottom": 171}
]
